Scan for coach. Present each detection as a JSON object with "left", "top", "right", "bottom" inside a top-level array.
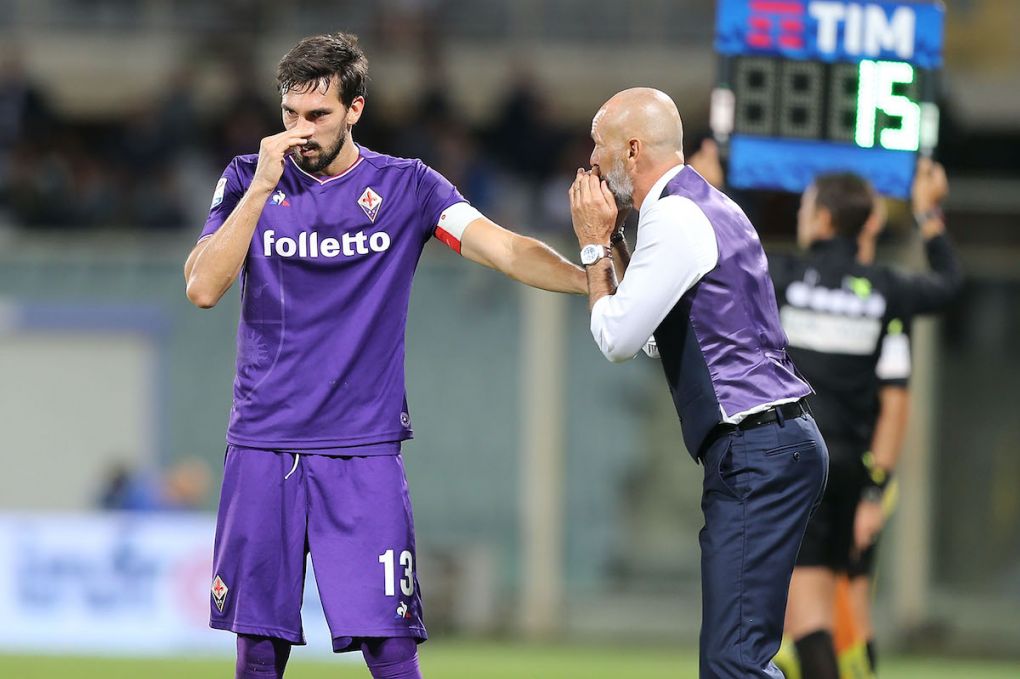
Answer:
[{"left": 569, "top": 88, "right": 828, "bottom": 679}]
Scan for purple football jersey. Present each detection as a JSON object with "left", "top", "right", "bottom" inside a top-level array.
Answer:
[{"left": 201, "top": 146, "right": 467, "bottom": 451}]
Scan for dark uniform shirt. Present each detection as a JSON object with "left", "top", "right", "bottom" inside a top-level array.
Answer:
[{"left": 769, "top": 234, "right": 962, "bottom": 453}]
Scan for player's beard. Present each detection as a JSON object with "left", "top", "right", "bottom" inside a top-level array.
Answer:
[
  {"left": 293, "top": 127, "right": 347, "bottom": 174},
  {"left": 604, "top": 157, "right": 634, "bottom": 212}
]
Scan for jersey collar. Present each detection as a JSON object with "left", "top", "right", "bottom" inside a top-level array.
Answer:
[
  {"left": 287, "top": 145, "right": 364, "bottom": 186},
  {"left": 640, "top": 163, "right": 686, "bottom": 218}
]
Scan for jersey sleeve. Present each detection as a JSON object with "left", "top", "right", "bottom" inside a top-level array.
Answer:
[
  {"left": 875, "top": 317, "right": 912, "bottom": 387},
  {"left": 414, "top": 161, "right": 476, "bottom": 253},
  {"left": 198, "top": 159, "right": 246, "bottom": 242}
]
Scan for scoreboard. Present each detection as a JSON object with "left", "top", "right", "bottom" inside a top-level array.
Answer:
[{"left": 711, "top": 0, "right": 945, "bottom": 197}]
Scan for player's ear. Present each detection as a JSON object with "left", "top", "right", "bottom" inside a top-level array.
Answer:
[{"left": 345, "top": 96, "right": 365, "bottom": 125}]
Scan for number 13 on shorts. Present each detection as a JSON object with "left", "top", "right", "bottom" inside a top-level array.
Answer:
[{"left": 379, "top": 549, "right": 415, "bottom": 597}]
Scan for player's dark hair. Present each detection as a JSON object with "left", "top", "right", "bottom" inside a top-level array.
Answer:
[
  {"left": 276, "top": 32, "right": 368, "bottom": 107},
  {"left": 812, "top": 172, "right": 876, "bottom": 238}
]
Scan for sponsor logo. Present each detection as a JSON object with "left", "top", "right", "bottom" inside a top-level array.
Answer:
[
  {"left": 358, "top": 187, "right": 383, "bottom": 222},
  {"left": 748, "top": 1, "right": 917, "bottom": 59},
  {"left": 210, "top": 177, "right": 227, "bottom": 209},
  {"left": 262, "top": 229, "right": 391, "bottom": 258},
  {"left": 781, "top": 270, "right": 886, "bottom": 355},
  {"left": 400, "top": 412, "right": 411, "bottom": 428},
  {"left": 211, "top": 575, "right": 228, "bottom": 613},
  {"left": 271, "top": 190, "right": 290, "bottom": 207},
  {"left": 785, "top": 270, "right": 886, "bottom": 319},
  {"left": 396, "top": 601, "right": 412, "bottom": 620}
]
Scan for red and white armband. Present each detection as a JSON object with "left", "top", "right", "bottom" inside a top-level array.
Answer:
[{"left": 434, "top": 202, "right": 483, "bottom": 254}]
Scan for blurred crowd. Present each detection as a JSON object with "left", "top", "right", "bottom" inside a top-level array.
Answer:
[{"left": 0, "top": 43, "right": 594, "bottom": 238}]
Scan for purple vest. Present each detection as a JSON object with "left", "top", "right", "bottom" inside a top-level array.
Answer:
[{"left": 652, "top": 168, "right": 811, "bottom": 458}]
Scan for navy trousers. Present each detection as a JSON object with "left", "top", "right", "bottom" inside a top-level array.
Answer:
[{"left": 699, "top": 412, "right": 828, "bottom": 679}]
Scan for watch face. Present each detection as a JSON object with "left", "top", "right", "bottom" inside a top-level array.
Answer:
[{"left": 581, "top": 244, "right": 602, "bottom": 265}]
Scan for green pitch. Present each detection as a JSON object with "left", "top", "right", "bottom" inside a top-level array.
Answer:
[{"left": 2, "top": 642, "right": 1019, "bottom": 678}]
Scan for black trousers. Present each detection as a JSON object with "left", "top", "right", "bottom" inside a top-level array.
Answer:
[{"left": 699, "top": 412, "right": 829, "bottom": 679}]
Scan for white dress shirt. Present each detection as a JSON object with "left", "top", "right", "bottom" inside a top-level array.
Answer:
[{"left": 590, "top": 165, "right": 719, "bottom": 363}]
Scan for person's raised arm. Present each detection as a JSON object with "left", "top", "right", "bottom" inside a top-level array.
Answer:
[
  {"left": 184, "top": 122, "right": 314, "bottom": 308},
  {"left": 897, "top": 158, "right": 963, "bottom": 315}
]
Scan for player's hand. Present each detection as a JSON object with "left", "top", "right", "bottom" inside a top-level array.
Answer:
[
  {"left": 252, "top": 121, "right": 316, "bottom": 192},
  {"left": 852, "top": 498, "right": 885, "bottom": 557},
  {"left": 569, "top": 168, "right": 618, "bottom": 247},
  {"left": 688, "top": 139, "right": 725, "bottom": 190}
]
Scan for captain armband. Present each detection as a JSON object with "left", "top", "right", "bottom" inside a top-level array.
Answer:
[{"left": 434, "top": 202, "right": 484, "bottom": 255}]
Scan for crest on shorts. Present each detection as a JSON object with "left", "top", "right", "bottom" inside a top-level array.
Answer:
[
  {"left": 358, "top": 187, "right": 383, "bottom": 222},
  {"left": 212, "top": 575, "right": 229, "bottom": 613}
]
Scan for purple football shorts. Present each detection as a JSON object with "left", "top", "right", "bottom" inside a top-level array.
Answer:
[{"left": 209, "top": 445, "right": 426, "bottom": 652}]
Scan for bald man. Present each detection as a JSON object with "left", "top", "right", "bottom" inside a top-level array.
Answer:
[{"left": 569, "top": 88, "right": 829, "bottom": 679}]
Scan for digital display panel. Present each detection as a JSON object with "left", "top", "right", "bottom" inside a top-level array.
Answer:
[{"left": 712, "top": 0, "right": 945, "bottom": 197}]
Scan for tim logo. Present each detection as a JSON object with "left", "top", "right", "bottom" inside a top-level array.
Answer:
[{"left": 748, "top": 1, "right": 916, "bottom": 58}]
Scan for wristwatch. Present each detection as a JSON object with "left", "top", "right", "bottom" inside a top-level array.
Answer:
[{"left": 580, "top": 244, "right": 612, "bottom": 266}]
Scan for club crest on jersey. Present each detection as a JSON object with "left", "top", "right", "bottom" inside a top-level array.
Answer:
[
  {"left": 211, "top": 575, "right": 229, "bottom": 613},
  {"left": 271, "top": 190, "right": 290, "bottom": 207},
  {"left": 358, "top": 187, "right": 383, "bottom": 222}
]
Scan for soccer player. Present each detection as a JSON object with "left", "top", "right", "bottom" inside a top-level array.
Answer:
[{"left": 183, "top": 33, "right": 585, "bottom": 679}]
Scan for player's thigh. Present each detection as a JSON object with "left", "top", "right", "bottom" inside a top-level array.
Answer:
[
  {"left": 211, "top": 446, "right": 308, "bottom": 636},
  {"left": 785, "top": 566, "right": 838, "bottom": 637},
  {"left": 304, "top": 454, "right": 425, "bottom": 642}
]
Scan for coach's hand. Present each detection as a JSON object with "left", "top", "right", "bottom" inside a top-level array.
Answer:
[
  {"left": 570, "top": 169, "right": 618, "bottom": 247},
  {"left": 252, "top": 121, "right": 316, "bottom": 192}
]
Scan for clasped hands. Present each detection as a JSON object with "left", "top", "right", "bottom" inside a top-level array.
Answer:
[{"left": 568, "top": 168, "right": 625, "bottom": 248}]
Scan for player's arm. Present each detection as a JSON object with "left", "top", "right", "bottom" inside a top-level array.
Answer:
[
  {"left": 185, "top": 123, "right": 314, "bottom": 308},
  {"left": 570, "top": 171, "right": 718, "bottom": 362},
  {"left": 458, "top": 217, "right": 588, "bottom": 295}
]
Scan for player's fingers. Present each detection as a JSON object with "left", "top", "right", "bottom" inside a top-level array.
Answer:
[{"left": 282, "top": 135, "right": 311, "bottom": 149}]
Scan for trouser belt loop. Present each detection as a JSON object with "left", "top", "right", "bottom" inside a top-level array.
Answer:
[{"left": 776, "top": 404, "right": 786, "bottom": 427}]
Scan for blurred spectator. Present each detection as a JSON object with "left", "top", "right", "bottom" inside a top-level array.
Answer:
[
  {"left": 99, "top": 458, "right": 212, "bottom": 512},
  {"left": 0, "top": 46, "right": 55, "bottom": 223},
  {"left": 486, "top": 70, "right": 568, "bottom": 181}
]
